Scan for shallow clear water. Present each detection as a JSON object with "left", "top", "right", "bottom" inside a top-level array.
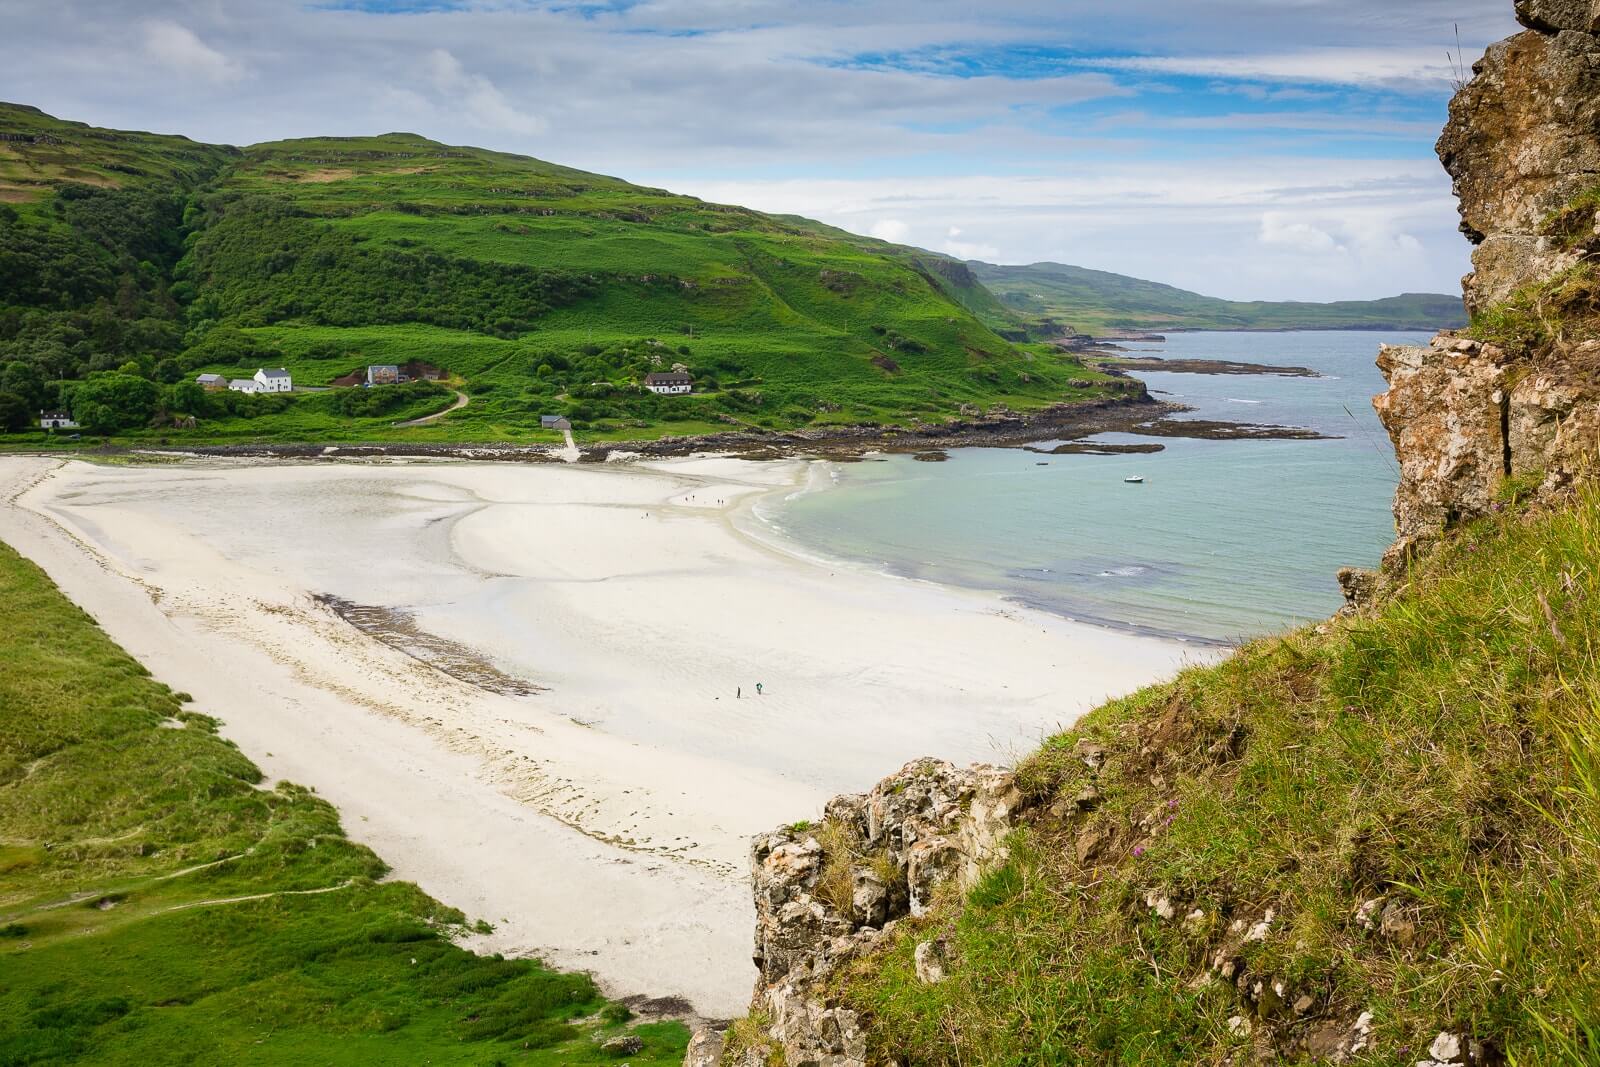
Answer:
[{"left": 765, "top": 330, "right": 1431, "bottom": 644}]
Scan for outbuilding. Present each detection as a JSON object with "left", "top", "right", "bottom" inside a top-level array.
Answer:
[
  {"left": 228, "top": 378, "right": 257, "bottom": 393},
  {"left": 540, "top": 415, "right": 572, "bottom": 430},
  {"left": 196, "top": 373, "right": 227, "bottom": 390},
  {"left": 643, "top": 371, "right": 693, "bottom": 395},
  {"left": 254, "top": 368, "right": 293, "bottom": 393}
]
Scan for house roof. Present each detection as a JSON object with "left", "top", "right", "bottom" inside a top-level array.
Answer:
[
  {"left": 229, "top": 379, "right": 254, "bottom": 388},
  {"left": 645, "top": 372, "right": 692, "bottom": 384},
  {"left": 196, "top": 373, "right": 225, "bottom": 381},
  {"left": 41, "top": 411, "right": 71, "bottom": 419},
  {"left": 257, "top": 368, "right": 291, "bottom": 378},
  {"left": 368, "top": 364, "right": 399, "bottom": 372}
]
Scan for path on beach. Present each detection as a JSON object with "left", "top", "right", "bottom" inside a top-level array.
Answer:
[{"left": 394, "top": 388, "right": 469, "bottom": 427}]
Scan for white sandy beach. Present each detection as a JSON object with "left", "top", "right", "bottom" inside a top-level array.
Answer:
[{"left": 0, "top": 454, "right": 1203, "bottom": 1016}]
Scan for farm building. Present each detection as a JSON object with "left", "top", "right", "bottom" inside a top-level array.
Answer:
[
  {"left": 196, "top": 373, "right": 227, "bottom": 390},
  {"left": 540, "top": 415, "right": 571, "bottom": 430},
  {"left": 643, "top": 371, "right": 693, "bottom": 395},
  {"left": 39, "top": 411, "right": 77, "bottom": 430},
  {"left": 254, "top": 368, "right": 293, "bottom": 393},
  {"left": 228, "top": 379, "right": 256, "bottom": 393},
  {"left": 367, "top": 365, "right": 401, "bottom": 386}
]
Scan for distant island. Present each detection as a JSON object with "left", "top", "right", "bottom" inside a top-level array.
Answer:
[
  {"left": 0, "top": 102, "right": 1460, "bottom": 450},
  {"left": 968, "top": 260, "right": 1466, "bottom": 335}
]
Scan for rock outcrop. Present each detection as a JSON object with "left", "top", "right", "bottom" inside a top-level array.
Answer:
[
  {"left": 1439, "top": 4, "right": 1600, "bottom": 313},
  {"left": 704, "top": 759, "right": 1027, "bottom": 1066},
  {"left": 1369, "top": 4, "right": 1600, "bottom": 558}
]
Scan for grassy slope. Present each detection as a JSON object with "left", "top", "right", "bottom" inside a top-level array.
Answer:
[
  {"left": 836, "top": 485, "right": 1599, "bottom": 1065},
  {"left": 0, "top": 539, "right": 687, "bottom": 1065},
  {"left": 0, "top": 104, "right": 233, "bottom": 209},
  {"left": 971, "top": 261, "right": 1467, "bottom": 335}
]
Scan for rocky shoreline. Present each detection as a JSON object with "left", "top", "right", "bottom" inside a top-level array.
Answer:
[{"left": 19, "top": 389, "right": 1332, "bottom": 467}]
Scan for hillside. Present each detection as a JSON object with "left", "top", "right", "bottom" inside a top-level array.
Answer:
[
  {"left": 0, "top": 538, "right": 687, "bottom": 1064},
  {"left": 0, "top": 102, "right": 1122, "bottom": 447},
  {"left": 970, "top": 260, "right": 1466, "bottom": 335}
]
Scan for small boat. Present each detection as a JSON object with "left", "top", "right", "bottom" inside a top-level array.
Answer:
[{"left": 1124, "top": 475, "right": 1145, "bottom": 484}]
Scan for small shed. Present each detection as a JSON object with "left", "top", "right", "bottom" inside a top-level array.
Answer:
[
  {"left": 644, "top": 371, "right": 693, "bottom": 396},
  {"left": 540, "top": 415, "right": 572, "bottom": 430},
  {"left": 39, "top": 411, "right": 78, "bottom": 430},
  {"left": 196, "top": 373, "right": 227, "bottom": 390}
]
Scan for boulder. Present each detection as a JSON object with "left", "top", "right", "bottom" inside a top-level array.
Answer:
[{"left": 1514, "top": 0, "right": 1600, "bottom": 31}]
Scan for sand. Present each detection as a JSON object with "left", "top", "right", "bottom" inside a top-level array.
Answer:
[{"left": 0, "top": 455, "right": 1205, "bottom": 1016}]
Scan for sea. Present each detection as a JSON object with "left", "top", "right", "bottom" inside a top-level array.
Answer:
[{"left": 762, "top": 330, "right": 1431, "bottom": 645}]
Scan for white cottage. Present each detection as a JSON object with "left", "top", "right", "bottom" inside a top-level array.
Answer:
[
  {"left": 254, "top": 368, "right": 292, "bottom": 393},
  {"left": 228, "top": 378, "right": 257, "bottom": 394},
  {"left": 39, "top": 410, "right": 78, "bottom": 430},
  {"left": 643, "top": 371, "right": 693, "bottom": 395}
]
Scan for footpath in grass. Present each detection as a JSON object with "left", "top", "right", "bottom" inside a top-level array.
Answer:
[{"left": 0, "top": 540, "right": 687, "bottom": 1065}]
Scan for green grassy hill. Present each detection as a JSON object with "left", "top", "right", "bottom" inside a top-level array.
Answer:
[
  {"left": 0, "top": 537, "right": 687, "bottom": 1064},
  {"left": 970, "top": 260, "right": 1466, "bottom": 335},
  {"left": 814, "top": 482, "right": 1599, "bottom": 1063},
  {"left": 0, "top": 103, "right": 1121, "bottom": 447}
]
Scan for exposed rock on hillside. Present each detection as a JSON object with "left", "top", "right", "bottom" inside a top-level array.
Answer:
[
  {"left": 1439, "top": 4, "right": 1600, "bottom": 312},
  {"left": 707, "top": 759, "right": 1027, "bottom": 1065},
  {"left": 1374, "top": 333, "right": 1599, "bottom": 546}
]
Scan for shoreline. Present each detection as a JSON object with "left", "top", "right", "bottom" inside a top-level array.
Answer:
[{"left": 0, "top": 454, "right": 1205, "bottom": 1018}]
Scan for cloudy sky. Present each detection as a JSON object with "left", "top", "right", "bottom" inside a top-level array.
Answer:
[{"left": 1, "top": 0, "right": 1520, "bottom": 301}]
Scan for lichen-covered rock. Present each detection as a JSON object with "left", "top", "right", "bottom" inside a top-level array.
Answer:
[
  {"left": 1374, "top": 333, "right": 1599, "bottom": 546},
  {"left": 717, "top": 758, "right": 1029, "bottom": 1067},
  {"left": 1514, "top": 0, "right": 1600, "bottom": 32},
  {"left": 1438, "top": 21, "right": 1600, "bottom": 313},
  {"left": 682, "top": 1028, "right": 724, "bottom": 1067}
]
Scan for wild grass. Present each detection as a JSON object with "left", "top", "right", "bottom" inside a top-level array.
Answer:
[
  {"left": 1469, "top": 264, "right": 1600, "bottom": 357},
  {"left": 0, "top": 540, "right": 687, "bottom": 1064},
  {"left": 835, "top": 487, "right": 1600, "bottom": 1065}
]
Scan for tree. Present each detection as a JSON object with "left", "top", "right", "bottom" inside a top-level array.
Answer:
[
  {"left": 0, "top": 392, "right": 28, "bottom": 433},
  {"left": 69, "top": 373, "right": 160, "bottom": 433},
  {"left": 0, "top": 362, "right": 44, "bottom": 410},
  {"left": 166, "top": 380, "right": 205, "bottom": 417},
  {"left": 155, "top": 358, "right": 182, "bottom": 384}
]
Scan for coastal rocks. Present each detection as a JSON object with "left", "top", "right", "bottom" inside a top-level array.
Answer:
[
  {"left": 1374, "top": 338, "right": 1511, "bottom": 541},
  {"left": 1438, "top": 16, "right": 1600, "bottom": 313},
  {"left": 601, "top": 1034, "right": 644, "bottom": 1056},
  {"left": 683, "top": 1029, "right": 725, "bottom": 1067},
  {"left": 700, "top": 758, "right": 1028, "bottom": 1067},
  {"left": 1374, "top": 333, "right": 1600, "bottom": 545},
  {"left": 1514, "top": 0, "right": 1600, "bottom": 33}
]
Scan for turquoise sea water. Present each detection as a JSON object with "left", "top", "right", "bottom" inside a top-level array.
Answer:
[{"left": 764, "top": 330, "right": 1432, "bottom": 645}]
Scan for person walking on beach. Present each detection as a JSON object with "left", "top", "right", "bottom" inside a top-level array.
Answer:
[
  {"left": 756, "top": 682, "right": 763, "bottom": 696},
  {"left": 737, "top": 686, "right": 741, "bottom": 699}
]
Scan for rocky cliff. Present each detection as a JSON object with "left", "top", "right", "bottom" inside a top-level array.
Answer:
[
  {"left": 1369, "top": 0, "right": 1600, "bottom": 560},
  {"left": 691, "top": 5, "right": 1600, "bottom": 1063}
]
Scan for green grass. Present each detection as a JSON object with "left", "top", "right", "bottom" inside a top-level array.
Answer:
[
  {"left": 968, "top": 261, "right": 1466, "bottom": 335},
  {"left": 826, "top": 487, "right": 1600, "bottom": 1065},
  {"left": 0, "top": 539, "right": 687, "bottom": 1065}
]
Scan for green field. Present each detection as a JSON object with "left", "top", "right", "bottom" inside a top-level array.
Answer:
[
  {"left": 970, "top": 260, "right": 1466, "bottom": 335},
  {"left": 0, "top": 539, "right": 688, "bottom": 1064}
]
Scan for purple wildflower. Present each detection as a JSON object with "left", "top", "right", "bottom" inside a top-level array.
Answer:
[{"left": 1132, "top": 845, "right": 1146, "bottom": 858}]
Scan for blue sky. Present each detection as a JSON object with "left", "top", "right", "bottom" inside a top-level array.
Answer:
[{"left": 0, "top": 0, "right": 1522, "bottom": 300}]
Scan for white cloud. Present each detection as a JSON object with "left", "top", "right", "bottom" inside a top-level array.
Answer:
[
  {"left": 1093, "top": 48, "right": 1459, "bottom": 90},
  {"left": 423, "top": 48, "right": 545, "bottom": 136},
  {"left": 1259, "top": 213, "right": 1343, "bottom": 254},
  {"left": 142, "top": 20, "right": 244, "bottom": 84},
  {"left": 940, "top": 226, "right": 1001, "bottom": 262},
  {"left": 869, "top": 219, "right": 910, "bottom": 242}
]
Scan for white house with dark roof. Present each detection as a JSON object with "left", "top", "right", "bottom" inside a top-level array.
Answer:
[
  {"left": 39, "top": 410, "right": 77, "bottom": 430},
  {"left": 253, "top": 368, "right": 292, "bottom": 393},
  {"left": 643, "top": 371, "right": 693, "bottom": 395}
]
